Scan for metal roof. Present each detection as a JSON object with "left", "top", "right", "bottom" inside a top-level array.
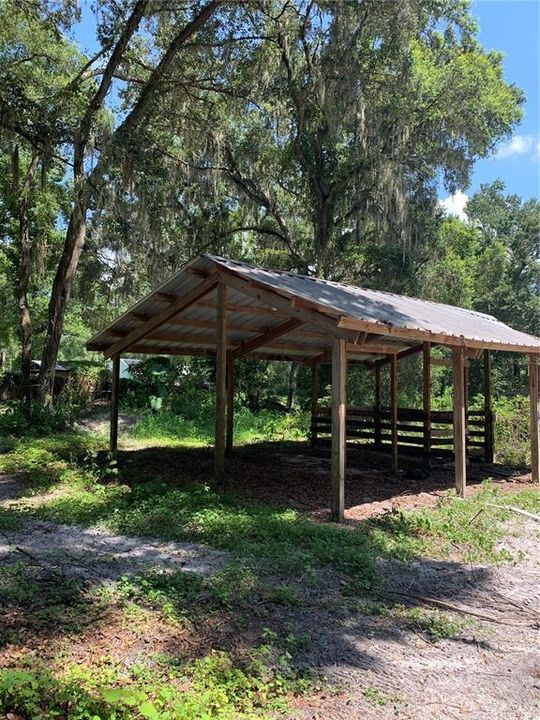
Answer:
[{"left": 87, "top": 253, "right": 540, "bottom": 361}]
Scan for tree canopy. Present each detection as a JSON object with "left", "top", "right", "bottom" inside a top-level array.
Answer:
[{"left": 0, "top": 0, "right": 536, "bottom": 407}]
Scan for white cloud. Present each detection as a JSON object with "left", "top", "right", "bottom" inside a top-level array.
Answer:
[
  {"left": 537, "top": 139, "right": 540, "bottom": 161},
  {"left": 494, "top": 134, "right": 535, "bottom": 160},
  {"left": 440, "top": 190, "right": 469, "bottom": 221}
]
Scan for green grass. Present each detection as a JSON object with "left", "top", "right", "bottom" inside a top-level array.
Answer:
[
  {"left": 397, "top": 606, "right": 468, "bottom": 642},
  {"left": 362, "top": 685, "right": 401, "bottom": 708},
  {"left": 2, "top": 433, "right": 538, "bottom": 577},
  {"left": 128, "top": 407, "right": 308, "bottom": 446},
  {"left": 0, "top": 649, "right": 309, "bottom": 720}
]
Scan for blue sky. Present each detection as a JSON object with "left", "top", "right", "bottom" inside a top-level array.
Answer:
[
  {"left": 442, "top": 0, "right": 540, "bottom": 217},
  {"left": 72, "top": 1, "right": 538, "bottom": 212}
]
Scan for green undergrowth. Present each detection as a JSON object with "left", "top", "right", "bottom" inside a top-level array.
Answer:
[
  {"left": 129, "top": 407, "right": 308, "bottom": 446},
  {"left": 0, "top": 648, "right": 309, "bottom": 720},
  {"left": 1, "top": 430, "right": 537, "bottom": 718}
]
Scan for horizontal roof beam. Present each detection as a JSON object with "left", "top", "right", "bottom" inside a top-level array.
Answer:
[{"left": 338, "top": 317, "right": 540, "bottom": 355}]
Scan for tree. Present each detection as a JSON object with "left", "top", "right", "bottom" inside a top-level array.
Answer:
[
  {"left": 420, "top": 181, "right": 540, "bottom": 397},
  {"left": 176, "top": 0, "right": 523, "bottom": 281},
  {"left": 0, "top": 5, "right": 84, "bottom": 405},
  {"left": 1, "top": 0, "right": 223, "bottom": 404}
]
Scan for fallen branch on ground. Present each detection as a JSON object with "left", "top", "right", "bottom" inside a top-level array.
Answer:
[
  {"left": 441, "top": 495, "right": 540, "bottom": 523},
  {"left": 384, "top": 589, "right": 536, "bottom": 627}
]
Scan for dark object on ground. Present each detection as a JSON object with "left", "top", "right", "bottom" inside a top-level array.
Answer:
[{"left": 404, "top": 467, "right": 431, "bottom": 480}]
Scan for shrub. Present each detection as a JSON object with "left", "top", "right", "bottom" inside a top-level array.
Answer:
[
  {"left": 0, "top": 399, "right": 82, "bottom": 438},
  {"left": 492, "top": 395, "right": 530, "bottom": 465}
]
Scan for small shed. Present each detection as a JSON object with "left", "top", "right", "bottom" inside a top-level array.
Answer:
[
  {"left": 31, "top": 360, "right": 70, "bottom": 378},
  {"left": 87, "top": 254, "right": 540, "bottom": 521},
  {"left": 106, "top": 357, "right": 142, "bottom": 380}
]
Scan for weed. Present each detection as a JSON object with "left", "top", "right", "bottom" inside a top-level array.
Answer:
[
  {"left": 362, "top": 684, "right": 400, "bottom": 707},
  {"left": 398, "top": 606, "right": 467, "bottom": 641},
  {"left": 0, "top": 650, "right": 308, "bottom": 719}
]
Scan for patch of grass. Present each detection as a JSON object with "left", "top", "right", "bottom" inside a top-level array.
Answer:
[
  {"left": 368, "top": 484, "right": 540, "bottom": 564},
  {"left": 113, "top": 570, "right": 205, "bottom": 624},
  {"left": 1, "top": 429, "right": 537, "bottom": 718},
  {"left": 129, "top": 408, "right": 308, "bottom": 446},
  {"left": 362, "top": 684, "right": 400, "bottom": 707},
  {"left": 2, "top": 434, "right": 537, "bottom": 587},
  {"left": 398, "top": 606, "right": 467, "bottom": 642},
  {"left": 0, "top": 648, "right": 309, "bottom": 720}
]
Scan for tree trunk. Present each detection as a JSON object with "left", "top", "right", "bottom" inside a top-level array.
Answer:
[
  {"left": 38, "top": 175, "right": 86, "bottom": 405},
  {"left": 286, "top": 362, "right": 299, "bottom": 411},
  {"left": 36, "top": 0, "right": 220, "bottom": 404},
  {"left": 14, "top": 147, "right": 40, "bottom": 414}
]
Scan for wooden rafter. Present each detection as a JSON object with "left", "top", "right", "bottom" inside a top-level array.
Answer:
[
  {"left": 216, "top": 268, "right": 359, "bottom": 343},
  {"left": 110, "top": 316, "right": 329, "bottom": 340},
  {"left": 229, "top": 318, "right": 303, "bottom": 360},
  {"left": 364, "top": 343, "right": 424, "bottom": 370},
  {"left": 196, "top": 297, "right": 286, "bottom": 317},
  {"left": 103, "top": 275, "right": 218, "bottom": 358}
]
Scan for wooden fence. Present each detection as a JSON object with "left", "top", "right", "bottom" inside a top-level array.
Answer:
[{"left": 311, "top": 406, "right": 494, "bottom": 462}]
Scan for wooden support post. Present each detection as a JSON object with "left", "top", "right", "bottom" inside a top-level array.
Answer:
[
  {"left": 374, "top": 365, "right": 381, "bottom": 448},
  {"left": 331, "top": 339, "right": 346, "bottom": 522},
  {"left": 529, "top": 354, "right": 539, "bottom": 484},
  {"left": 310, "top": 363, "right": 319, "bottom": 448},
  {"left": 214, "top": 282, "right": 227, "bottom": 484},
  {"left": 464, "top": 363, "right": 470, "bottom": 465},
  {"left": 423, "top": 342, "right": 431, "bottom": 459},
  {"left": 390, "top": 354, "right": 398, "bottom": 474},
  {"left": 453, "top": 346, "right": 467, "bottom": 497},
  {"left": 483, "top": 350, "right": 494, "bottom": 463},
  {"left": 110, "top": 355, "right": 120, "bottom": 454},
  {"left": 225, "top": 359, "right": 234, "bottom": 459}
]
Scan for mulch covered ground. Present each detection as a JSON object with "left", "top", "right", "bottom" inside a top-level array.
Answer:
[{"left": 116, "top": 440, "right": 537, "bottom": 521}]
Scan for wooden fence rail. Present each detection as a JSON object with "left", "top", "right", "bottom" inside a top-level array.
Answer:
[{"left": 311, "top": 406, "right": 495, "bottom": 462}]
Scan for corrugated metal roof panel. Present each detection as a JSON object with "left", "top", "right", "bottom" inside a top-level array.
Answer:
[
  {"left": 86, "top": 253, "right": 540, "bottom": 357},
  {"left": 205, "top": 255, "right": 540, "bottom": 351}
]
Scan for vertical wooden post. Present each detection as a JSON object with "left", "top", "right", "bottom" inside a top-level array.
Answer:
[
  {"left": 214, "top": 282, "right": 227, "bottom": 484},
  {"left": 453, "top": 346, "right": 467, "bottom": 497},
  {"left": 331, "top": 339, "right": 346, "bottom": 522},
  {"left": 529, "top": 354, "right": 539, "bottom": 484},
  {"left": 390, "top": 354, "right": 398, "bottom": 474},
  {"left": 464, "top": 362, "right": 470, "bottom": 464},
  {"left": 110, "top": 355, "right": 120, "bottom": 454},
  {"left": 483, "top": 350, "right": 494, "bottom": 464},
  {"left": 423, "top": 342, "right": 431, "bottom": 459},
  {"left": 225, "top": 359, "right": 234, "bottom": 459},
  {"left": 310, "top": 362, "right": 319, "bottom": 448},
  {"left": 374, "top": 365, "right": 381, "bottom": 448}
]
